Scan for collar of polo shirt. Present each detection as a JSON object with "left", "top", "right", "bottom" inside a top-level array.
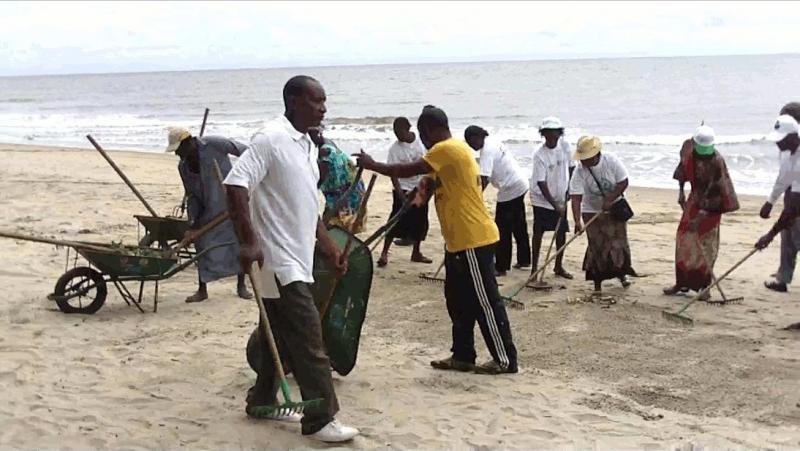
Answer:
[{"left": 279, "top": 115, "right": 310, "bottom": 143}]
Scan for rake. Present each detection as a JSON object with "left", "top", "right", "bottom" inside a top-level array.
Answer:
[
  {"left": 662, "top": 247, "right": 759, "bottom": 325},
  {"left": 527, "top": 216, "right": 563, "bottom": 292},
  {"left": 211, "top": 162, "right": 321, "bottom": 416},
  {"left": 501, "top": 212, "right": 603, "bottom": 303},
  {"left": 419, "top": 258, "right": 446, "bottom": 285},
  {"left": 692, "top": 235, "right": 743, "bottom": 305},
  {"left": 246, "top": 262, "right": 324, "bottom": 417}
]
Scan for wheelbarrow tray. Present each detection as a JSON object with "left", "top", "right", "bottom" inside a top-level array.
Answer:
[
  {"left": 310, "top": 226, "right": 373, "bottom": 376},
  {"left": 76, "top": 246, "right": 178, "bottom": 278},
  {"left": 134, "top": 215, "right": 190, "bottom": 244}
]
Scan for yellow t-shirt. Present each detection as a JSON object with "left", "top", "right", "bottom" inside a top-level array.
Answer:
[{"left": 423, "top": 138, "right": 499, "bottom": 252}]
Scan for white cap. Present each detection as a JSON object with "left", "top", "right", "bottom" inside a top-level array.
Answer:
[
  {"left": 539, "top": 116, "right": 563, "bottom": 130},
  {"left": 693, "top": 125, "right": 715, "bottom": 145},
  {"left": 165, "top": 126, "right": 191, "bottom": 153},
  {"left": 767, "top": 114, "right": 800, "bottom": 142}
]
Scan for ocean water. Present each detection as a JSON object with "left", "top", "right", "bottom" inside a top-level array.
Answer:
[{"left": 1, "top": 54, "right": 799, "bottom": 195}]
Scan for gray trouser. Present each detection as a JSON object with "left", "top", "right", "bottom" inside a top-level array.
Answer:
[
  {"left": 246, "top": 280, "right": 339, "bottom": 435},
  {"left": 777, "top": 220, "right": 800, "bottom": 284}
]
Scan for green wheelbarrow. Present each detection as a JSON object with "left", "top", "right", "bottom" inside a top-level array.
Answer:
[{"left": 0, "top": 230, "right": 232, "bottom": 314}]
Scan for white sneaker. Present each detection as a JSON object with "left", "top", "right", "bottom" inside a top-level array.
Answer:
[{"left": 309, "top": 419, "right": 360, "bottom": 443}]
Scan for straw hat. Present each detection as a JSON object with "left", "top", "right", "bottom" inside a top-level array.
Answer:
[
  {"left": 165, "top": 126, "right": 191, "bottom": 153},
  {"left": 573, "top": 135, "right": 602, "bottom": 160}
]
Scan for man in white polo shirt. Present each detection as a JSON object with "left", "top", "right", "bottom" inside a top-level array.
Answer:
[
  {"left": 529, "top": 117, "right": 575, "bottom": 279},
  {"left": 224, "top": 75, "right": 359, "bottom": 443},
  {"left": 465, "top": 125, "right": 531, "bottom": 277},
  {"left": 760, "top": 108, "right": 800, "bottom": 292}
]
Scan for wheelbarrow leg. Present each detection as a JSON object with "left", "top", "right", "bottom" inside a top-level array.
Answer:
[{"left": 154, "top": 281, "right": 159, "bottom": 313}]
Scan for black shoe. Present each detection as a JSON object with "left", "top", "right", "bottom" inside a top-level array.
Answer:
[
  {"left": 513, "top": 263, "right": 531, "bottom": 270},
  {"left": 494, "top": 269, "right": 507, "bottom": 277},
  {"left": 765, "top": 280, "right": 788, "bottom": 292},
  {"left": 430, "top": 356, "right": 475, "bottom": 372},
  {"left": 473, "top": 360, "right": 518, "bottom": 375}
]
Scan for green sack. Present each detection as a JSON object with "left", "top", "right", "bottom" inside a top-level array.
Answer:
[{"left": 310, "top": 226, "right": 374, "bottom": 376}]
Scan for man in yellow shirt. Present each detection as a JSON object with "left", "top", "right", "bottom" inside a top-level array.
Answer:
[{"left": 356, "top": 105, "right": 518, "bottom": 375}]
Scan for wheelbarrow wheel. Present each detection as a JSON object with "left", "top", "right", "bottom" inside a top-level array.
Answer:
[{"left": 53, "top": 267, "right": 108, "bottom": 314}]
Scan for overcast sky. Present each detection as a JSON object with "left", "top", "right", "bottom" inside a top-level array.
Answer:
[{"left": 2, "top": 1, "right": 798, "bottom": 76}]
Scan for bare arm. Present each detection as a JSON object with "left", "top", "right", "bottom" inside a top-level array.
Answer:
[
  {"left": 225, "top": 185, "right": 262, "bottom": 271},
  {"left": 602, "top": 179, "right": 629, "bottom": 211},
  {"left": 571, "top": 194, "right": 583, "bottom": 233},
  {"left": 355, "top": 151, "right": 433, "bottom": 179},
  {"left": 537, "top": 181, "right": 561, "bottom": 212},
  {"left": 390, "top": 177, "right": 403, "bottom": 194},
  {"left": 481, "top": 176, "right": 489, "bottom": 191}
]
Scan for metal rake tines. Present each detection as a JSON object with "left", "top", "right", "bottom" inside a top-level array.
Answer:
[
  {"left": 704, "top": 296, "right": 744, "bottom": 306},
  {"left": 248, "top": 398, "right": 323, "bottom": 417},
  {"left": 418, "top": 274, "right": 445, "bottom": 284}
]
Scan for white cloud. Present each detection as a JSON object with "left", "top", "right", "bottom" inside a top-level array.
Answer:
[{"left": 0, "top": 0, "right": 798, "bottom": 75}]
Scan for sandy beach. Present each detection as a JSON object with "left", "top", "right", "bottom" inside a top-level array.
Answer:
[{"left": 0, "top": 143, "right": 798, "bottom": 449}]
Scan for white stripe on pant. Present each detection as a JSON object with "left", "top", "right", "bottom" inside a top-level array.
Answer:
[{"left": 465, "top": 248, "right": 510, "bottom": 368}]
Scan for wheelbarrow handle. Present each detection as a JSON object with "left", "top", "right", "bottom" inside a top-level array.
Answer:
[{"left": 167, "top": 211, "right": 230, "bottom": 257}]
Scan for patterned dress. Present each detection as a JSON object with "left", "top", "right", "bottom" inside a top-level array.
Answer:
[{"left": 671, "top": 139, "right": 739, "bottom": 291}]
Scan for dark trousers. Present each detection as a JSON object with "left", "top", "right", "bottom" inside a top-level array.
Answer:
[
  {"left": 495, "top": 194, "right": 531, "bottom": 271},
  {"left": 246, "top": 281, "right": 339, "bottom": 435},
  {"left": 444, "top": 244, "right": 518, "bottom": 371}
]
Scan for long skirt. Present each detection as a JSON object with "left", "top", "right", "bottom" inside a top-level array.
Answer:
[
  {"left": 582, "top": 213, "right": 635, "bottom": 282},
  {"left": 674, "top": 210, "right": 720, "bottom": 292},
  {"left": 387, "top": 190, "right": 429, "bottom": 241}
]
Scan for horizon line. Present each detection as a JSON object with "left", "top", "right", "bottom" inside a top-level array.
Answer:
[{"left": 2, "top": 51, "right": 798, "bottom": 79}]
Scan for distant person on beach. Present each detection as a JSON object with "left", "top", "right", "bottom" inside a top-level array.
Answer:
[
  {"left": 166, "top": 127, "right": 252, "bottom": 303},
  {"left": 465, "top": 125, "right": 530, "bottom": 276},
  {"left": 356, "top": 105, "right": 518, "bottom": 375},
  {"left": 377, "top": 117, "right": 431, "bottom": 267},
  {"left": 310, "top": 126, "right": 366, "bottom": 233},
  {"left": 759, "top": 108, "right": 800, "bottom": 293},
  {"left": 662, "top": 125, "right": 739, "bottom": 299},
  {"left": 224, "top": 75, "right": 359, "bottom": 443},
  {"left": 569, "top": 135, "right": 636, "bottom": 292},
  {"left": 528, "top": 117, "right": 574, "bottom": 280}
]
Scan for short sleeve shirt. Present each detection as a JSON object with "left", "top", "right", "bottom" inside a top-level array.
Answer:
[
  {"left": 530, "top": 138, "right": 573, "bottom": 209},
  {"left": 423, "top": 138, "right": 499, "bottom": 252},
  {"left": 224, "top": 115, "right": 320, "bottom": 298},
  {"left": 387, "top": 138, "right": 427, "bottom": 191},
  {"left": 569, "top": 152, "right": 629, "bottom": 214},
  {"left": 478, "top": 137, "right": 529, "bottom": 202}
]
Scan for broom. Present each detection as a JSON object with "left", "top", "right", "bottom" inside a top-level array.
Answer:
[
  {"left": 210, "top": 161, "right": 322, "bottom": 416},
  {"left": 501, "top": 212, "right": 603, "bottom": 303},
  {"left": 662, "top": 247, "right": 759, "bottom": 326},
  {"left": 693, "top": 235, "right": 743, "bottom": 305}
]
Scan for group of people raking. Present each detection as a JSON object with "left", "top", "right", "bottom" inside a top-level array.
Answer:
[{"left": 160, "top": 73, "right": 800, "bottom": 443}]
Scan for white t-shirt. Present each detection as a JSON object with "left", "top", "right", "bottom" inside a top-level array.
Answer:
[
  {"left": 530, "top": 138, "right": 574, "bottom": 210},
  {"left": 569, "top": 152, "right": 629, "bottom": 214},
  {"left": 768, "top": 150, "right": 800, "bottom": 204},
  {"left": 478, "top": 137, "right": 529, "bottom": 203},
  {"left": 387, "top": 137, "right": 427, "bottom": 191},
  {"left": 224, "top": 115, "right": 320, "bottom": 298}
]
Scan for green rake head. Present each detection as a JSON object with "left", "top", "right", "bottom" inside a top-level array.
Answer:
[
  {"left": 661, "top": 310, "right": 694, "bottom": 326},
  {"left": 247, "top": 398, "right": 323, "bottom": 418},
  {"left": 501, "top": 296, "right": 525, "bottom": 310},
  {"left": 247, "top": 379, "right": 323, "bottom": 417}
]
